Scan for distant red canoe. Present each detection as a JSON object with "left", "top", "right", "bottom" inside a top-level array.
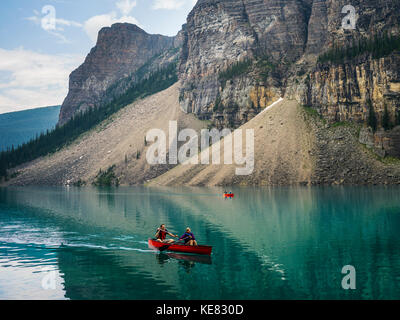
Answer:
[
  {"left": 224, "top": 193, "right": 234, "bottom": 199},
  {"left": 148, "top": 239, "right": 212, "bottom": 256}
]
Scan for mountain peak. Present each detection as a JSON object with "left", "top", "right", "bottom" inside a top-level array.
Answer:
[
  {"left": 59, "top": 23, "right": 175, "bottom": 125},
  {"left": 99, "top": 23, "right": 147, "bottom": 36}
]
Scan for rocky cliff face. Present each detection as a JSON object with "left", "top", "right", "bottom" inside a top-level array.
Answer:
[
  {"left": 288, "top": 0, "right": 400, "bottom": 120},
  {"left": 178, "top": 0, "right": 312, "bottom": 127},
  {"left": 59, "top": 1, "right": 400, "bottom": 153},
  {"left": 59, "top": 23, "right": 176, "bottom": 125},
  {"left": 179, "top": 0, "right": 399, "bottom": 115},
  {"left": 178, "top": 0, "right": 400, "bottom": 153},
  {"left": 290, "top": 53, "right": 400, "bottom": 123}
]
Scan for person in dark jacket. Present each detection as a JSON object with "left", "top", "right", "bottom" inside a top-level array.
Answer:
[{"left": 179, "top": 227, "right": 198, "bottom": 246}]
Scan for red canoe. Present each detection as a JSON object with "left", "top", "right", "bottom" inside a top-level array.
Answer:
[
  {"left": 148, "top": 239, "right": 212, "bottom": 256},
  {"left": 224, "top": 193, "right": 234, "bottom": 199}
]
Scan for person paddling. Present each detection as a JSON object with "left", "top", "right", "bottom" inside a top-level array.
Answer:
[
  {"left": 155, "top": 224, "right": 178, "bottom": 244},
  {"left": 179, "top": 227, "right": 198, "bottom": 246}
]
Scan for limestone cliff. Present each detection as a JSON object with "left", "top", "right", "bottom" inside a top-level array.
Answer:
[
  {"left": 290, "top": 53, "right": 400, "bottom": 122},
  {"left": 178, "top": 0, "right": 400, "bottom": 154},
  {"left": 59, "top": 23, "right": 176, "bottom": 125},
  {"left": 178, "top": 0, "right": 311, "bottom": 127}
]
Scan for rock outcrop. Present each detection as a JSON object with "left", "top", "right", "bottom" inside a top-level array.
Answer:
[
  {"left": 149, "top": 99, "right": 400, "bottom": 187},
  {"left": 177, "top": 0, "right": 400, "bottom": 153},
  {"left": 359, "top": 126, "right": 400, "bottom": 158},
  {"left": 59, "top": 23, "right": 176, "bottom": 125},
  {"left": 179, "top": 1, "right": 398, "bottom": 115},
  {"left": 178, "top": 0, "right": 311, "bottom": 127},
  {"left": 291, "top": 53, "right": 400, "bottom": 124},
  {"left": 59, "top": 1, "right": 400, "bottom": 133},
  {"left": 3, "top": 1, "right": 400, "bottom": 187},
  {"left": 7, "top": 84, "right": 206, "bottom": 187}
]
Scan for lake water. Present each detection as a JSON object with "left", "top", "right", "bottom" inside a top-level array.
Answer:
[{"left": 0, "top": 186, "right": 399, "bottom": 300}]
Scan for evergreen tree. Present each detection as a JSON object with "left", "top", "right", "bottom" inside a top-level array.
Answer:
[
  {"left": 382, "top": 104, "right": 391, "bottom": 130},
  {"left": 0, "top": 61, "right": 179, "bottom": 178},
  {"left": 367, "top": 100, "right": 378, "bottom": 132},
  {"left": 318, "top": 33, "right": 400, "bottom": 64},
  {"left": 396, "top": 109, "right": 400, "bottom": 126},
  {"left": 219, "top": 58, "right": 253, "bottom": 84}
]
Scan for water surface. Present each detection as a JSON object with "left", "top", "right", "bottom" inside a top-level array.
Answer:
[{"left": 0, "top": 186, "right": 399, "bottom": 300}]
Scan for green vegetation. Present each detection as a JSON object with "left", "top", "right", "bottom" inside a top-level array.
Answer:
[
  {"left": 179, "top": 91, "right": 184, "bottom": 103},
  {"left": 219, "top": 59, "right": 253, "bottom": 85},
  {"left": 226, "top": 103, "right": 239, "bottom": 113},
  {"left": 214, "top": 55, "right": 276, "bottom": 113},
  {"left": 381, "top": 156, "right": 400, "bottom": 165},
  {"left": 301, "top": 105, "right": 328, "bottom": 127},
  {"left": 106, "top": 48, "right": 179, "bottom": 96},
  {"left": 0, "top": 106, "right": 61, "bottom": 152},
  {"left": 331, "top": 121, "right": 352, "bottom": 128},
  {"left": 0, "top": 62, "right": 178, "bottom": 178},
  {"left": 73, "top": 179, "right": 86, "bottom": 187},
  {"left": 382, "top": 104, "right": 393, "bottom": 131},
  {"left": 93, "top": 166, "right": 119, "bottom": 186},
  {"left": 218, "top": 55, "right": 275, "bottom": 85},
  {"left": 318, "top": 33, "right": 400, "bottom": 64},
  {"left": 213, "top": 95, "right": 223, "bottom": 112},
  {"left": 361, "top": 144, "right": 400, "bottom": 165},
  {"left": 367, "top": 100, "right": 378, "bottom": 132},
  {"left": 255, "top": 56, "right": 276, "bottom": 82},
  {"left": 302, "top": 105, "right": 321, "bottom": 118},
  {"left": 397, "top": 109, "right": 400, "bottom": 126}
]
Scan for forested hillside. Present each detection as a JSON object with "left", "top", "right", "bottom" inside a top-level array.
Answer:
[
  {"left": 0, "top": 106, "right": 60, "bottom": 152},
  {"left": 0, "top": 63, "right": 178, "bottom": 178}
]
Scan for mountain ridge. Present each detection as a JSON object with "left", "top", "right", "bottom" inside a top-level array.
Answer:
[
  {"left": 2, "top": 0, "right": 400, "bottom": 186},
  {"left": 0, "top": 105, "right": 60, "bottom": 152},
  {"left": 58, "top": 23, "right": 177, "bottom": 125}
]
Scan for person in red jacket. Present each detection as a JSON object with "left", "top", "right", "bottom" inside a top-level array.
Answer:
[{"left": 155, "top": 224, "right": 178, "bottom": 243}]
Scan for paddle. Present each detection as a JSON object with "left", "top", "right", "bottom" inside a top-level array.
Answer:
[
  {"left": 159, "top": 240, "right": 183, "bottom": 252},
  {"left": 155, "top": 228, "right": 178, "bottom": 251},
  {"left": 159, "top": 243, "right": 173, "bottom": 252}
]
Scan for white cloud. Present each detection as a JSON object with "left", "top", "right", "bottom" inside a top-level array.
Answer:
[
  {"left": 0, "top": 48, "right": 83, "bottom": 114},
  {"left": 83, "top": 0, "right": 141, "bottom": 43},
  {"left": 83, "top": 13, "right": 119, "bottom": 43},
  {"left": 26, "top": 16, "right": 83, "bottom": 29},
  {"left": 55, "top": 18, "right": 83, "bottom": 28},
  {"left": 116, "top": 0, "right": 137, "bottom": 16},
  {"left": 25, "top": 13, "right": 82, "bottom": 44},
  {"left": 152, "top": 0, "right": 197, "bottom": 10},
  {"left": 83, "top": 12, "right": 141, "bottom": 43}
]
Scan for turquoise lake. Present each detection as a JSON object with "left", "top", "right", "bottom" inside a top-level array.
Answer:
[{"left": 0, "top": 186, "right": 399, "bottom": 300}]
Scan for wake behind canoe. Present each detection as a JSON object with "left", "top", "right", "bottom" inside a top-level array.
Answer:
[{"left": 148, "top": 239, "right": 212, "bottom": 256}]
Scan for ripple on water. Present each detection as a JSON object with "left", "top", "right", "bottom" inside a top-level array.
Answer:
[{"left": 1, "top": 186, "right": 400, "bottom": 300}]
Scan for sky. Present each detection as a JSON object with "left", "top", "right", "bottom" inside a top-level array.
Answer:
[{"left": 0, "top": 0, "right": 197, "bottom": 114}]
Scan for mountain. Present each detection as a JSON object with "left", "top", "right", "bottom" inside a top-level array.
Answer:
[
  {"left": 58, "top": 23, "right": 179, "bottom": 125},
  {"left": 7, "top": 94, "right": 400, "bottom": 186},
  {"left": 0, "top": 106, "right": 60, "bottom": 152},
  {"left": 2, "top": 0, "right": 400, "bottom": 186},
  {"left": 6, "top": 84, "right": 206, "bottom": 186},
  {"left": 178, "top": 0, "right": 400, "bottom": 157},
  {"left": 150, "top": 99, "right": 400, "bottom": 186}
]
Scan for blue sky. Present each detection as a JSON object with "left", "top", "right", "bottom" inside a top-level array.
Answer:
[{"left": 0, "top": 0, "right": 196, "bottom": 114}]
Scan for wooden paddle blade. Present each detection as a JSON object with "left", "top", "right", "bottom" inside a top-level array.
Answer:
[{"left": 158, "top": 245, "right": 171, "bottom": 252}]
